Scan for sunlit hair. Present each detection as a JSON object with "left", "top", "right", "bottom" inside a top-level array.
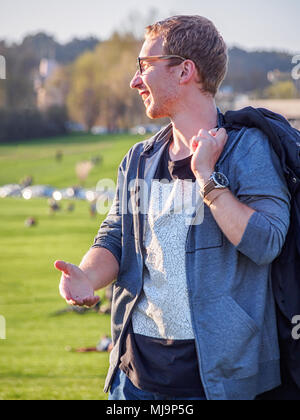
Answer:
[{"left": 145, "top": 15, "right": 228, "bottom": 97}]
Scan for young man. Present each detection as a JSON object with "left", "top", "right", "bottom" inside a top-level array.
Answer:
[{"left": 55, "top": 16, "right": 291, "bottom": 400}]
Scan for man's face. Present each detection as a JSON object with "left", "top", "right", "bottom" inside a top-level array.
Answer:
[{"left": 130, "top": 37, "right": 180, "bottom": 120}]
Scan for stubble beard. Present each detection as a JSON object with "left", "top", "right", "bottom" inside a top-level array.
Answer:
[{"left": 145, "top": 90, "right": 177, "bottom": 120}]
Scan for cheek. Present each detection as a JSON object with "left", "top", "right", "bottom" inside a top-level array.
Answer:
[{"left": 145, "top": 73, "right": 156, "bottom": 89}]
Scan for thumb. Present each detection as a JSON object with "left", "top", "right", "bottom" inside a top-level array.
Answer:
[{"left": 54, "top": 260, "right": 70, "bottom": 275}]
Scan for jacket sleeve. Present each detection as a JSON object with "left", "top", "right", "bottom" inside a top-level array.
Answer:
[
  {"left": 232, "top": 128, "right": 291, "bottom": 266},
  {"left": 91, "top": 154, "right": 128, "bottom": 266}
]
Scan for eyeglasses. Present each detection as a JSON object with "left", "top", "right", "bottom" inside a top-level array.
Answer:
[{"left": 136, "top": 55, "right": 186, "bottom": 75}]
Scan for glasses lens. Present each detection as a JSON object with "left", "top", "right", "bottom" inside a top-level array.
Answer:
[
  {"left": 137, "top": 58, "right": 144, "bottom": 74},
  {"left": 136, "top": 55, "right": 185, "bottom": 75}
]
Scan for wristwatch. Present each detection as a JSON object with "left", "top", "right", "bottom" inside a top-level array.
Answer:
[{"left": 203, "top": 172, "right": 230, "bottom": 198}]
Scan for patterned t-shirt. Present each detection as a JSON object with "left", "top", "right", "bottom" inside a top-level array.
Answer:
[{"left": 119, "top": 138, "right": 205, "bottom": 398}]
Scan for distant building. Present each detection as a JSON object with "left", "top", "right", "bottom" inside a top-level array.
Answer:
[
  {"left": 39, "top": 58, "right": 58, "bottom": 79},
  {"left": 34, "top": 58, "right": 64, "bottom": 110},
  {"left": 267, "top": 69, "right": 300, "bottom": 93},
  {"left": 267, "top": 69, "right": 290, "bottom": 84}
]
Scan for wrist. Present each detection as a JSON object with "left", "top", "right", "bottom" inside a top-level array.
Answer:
[
  {"left": 203, "top": 187, "right": 231, "bottom": 207},
  {"left": 195, "top": 170, "right": 214, "bottom": 189}
]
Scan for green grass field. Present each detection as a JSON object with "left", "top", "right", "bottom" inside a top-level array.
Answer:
[{"left": 0, "top": 133, "right": 143, "bottom": 400}]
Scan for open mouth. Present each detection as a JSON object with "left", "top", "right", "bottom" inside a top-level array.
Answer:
[{"left": 140, "top": 91, "right": 150, "bottom": 103}]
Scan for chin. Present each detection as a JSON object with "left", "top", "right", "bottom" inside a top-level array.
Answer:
[
  {"left": 146, "top": 111, "right": 157, "bottom": 120},
  {"left": 146, "top": 105, "right": 167, "bottom": 120}
]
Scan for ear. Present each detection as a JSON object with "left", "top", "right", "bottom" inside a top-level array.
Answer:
[{"left": 179, "top": 60, "right": 197, "bottom": 85}]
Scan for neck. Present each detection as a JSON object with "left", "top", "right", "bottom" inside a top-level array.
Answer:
[{"left": 169, "top": 95, "right": 218, "bottom": 160}]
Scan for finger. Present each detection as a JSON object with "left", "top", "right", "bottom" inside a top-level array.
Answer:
[
  {"left": 90, "top": 295, "right": 100, "bottom": 305},
  {"left": 59, "top": 277, "right": 79, "bottom": 304},
  {"left": 83, "top": 295, "right": 100, "bottom": 308},
  {"left": 197, "top": 128, "right": 211, "bottom": 139},
  {"left": 214, "top": 128, "right": 228, "bottom": 143},
  {"left": 191, "top": 138, "right": 199, "bottom": 152},
  {"left": 191, "top": 136, "right": 214, "bottom": 153},
  {"left": 68, "top": 297, "right": 84, "bottom": 306},
  {"left": 54, "top": 260, "right": 70, "bottom": 275},
  {"left": 208, "top": 128, "right": 219, "bottom": 137},
  {"left": 66, "top": 299, "right": 77, "bottom": 306},
  {"left": 214, "top": 127, "right": 226, "bottom": 137},
  {"left": 59, "top": 279, "right": 77, "bottom": 304}
]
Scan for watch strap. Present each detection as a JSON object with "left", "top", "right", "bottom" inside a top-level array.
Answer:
[
  {"left": 203, "top": 179, "right": 216, "bottom": 197},
  {"left": 203, "top": 173, "right": 229, "bottom": 198}
]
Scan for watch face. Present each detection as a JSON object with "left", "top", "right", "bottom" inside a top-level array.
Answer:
[{"left": 213, "top": 172, "right": 229, "bottom": 187}]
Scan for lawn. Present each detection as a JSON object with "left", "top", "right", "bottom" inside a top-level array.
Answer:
[
  {"left": 0, "top": 132, "right": 142, "bottom": 188},
  {"left": 0, "top": 132, "right": 143, "bottom": 400}
]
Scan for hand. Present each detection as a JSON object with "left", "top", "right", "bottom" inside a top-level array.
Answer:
[
  {"left": 54, "top": 260, "right": 100, "bottom": 307},
  {"left": 190, "top": 128, "right": 228, "bottom": 188}
]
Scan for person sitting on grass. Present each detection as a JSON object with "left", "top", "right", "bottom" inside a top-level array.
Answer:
[{"left": 67, "top": 335, "right": 113, "bottom": 353}]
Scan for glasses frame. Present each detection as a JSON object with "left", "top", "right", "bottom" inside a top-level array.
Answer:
[{"left": 137, "top": 55, "right": 186, "bottom": 75}]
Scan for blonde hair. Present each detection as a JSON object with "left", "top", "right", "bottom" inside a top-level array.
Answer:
[{"left": 145, "top": 15, "right": 228, "bottom": 96}]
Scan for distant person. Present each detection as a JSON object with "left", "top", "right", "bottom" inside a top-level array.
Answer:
[
  {"left": 67, "top": 203, "right": 75, "bottom": 213},
  {"left": 55, "top": 150, "right": 63, "bottom": 162},
  {"left": 20, "top": 176, "right": 33, "bottom": 188},
  {"left": 25, "top": 217, "right": 37, "bottom": 227},
  {"left": 91, "top": 155, "right": 103, "bottom": 166},
  {"left": 48, "top": 198, "right": 60, "bottom": 215},
  {"left": 55, "top": 15, "right": 290, "bottom": 400},
  {"left": 89, "top": 202, "right": 97, "bottom": 218},
  {"left": 98, "top": 285, "right": 113, "bottom": 315},
  {"left": 71, "top": 336, "right": 113, "bottom": 353},
  {"left": 53, "top": 300, "right": 101, "bottom": 316}
]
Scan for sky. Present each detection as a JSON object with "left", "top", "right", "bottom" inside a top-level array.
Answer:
[{"left": 0, "top": 0, "right": 299, "bottom": 53}]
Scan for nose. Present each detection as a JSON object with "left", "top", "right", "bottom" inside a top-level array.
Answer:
[{"left": 130, "top": 71, "right": 143, "bottom": 90}]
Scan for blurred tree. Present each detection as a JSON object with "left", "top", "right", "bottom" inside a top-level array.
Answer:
[
  {"left": 0, "top": 79, "right": 5, "bottom": 107},
  {"left": 0, "top": 42, "right": 38, "bottom": 109},
  {"left": 263, "top": 80, "right": 299, "bottom": 99},
  {"left": 224, "top": 47, "right": 294, "bottom": 93},
  {"left": 43, "top": 64, "right": 72, "bottom": 109},
  {"left": 56, "top": 37, "right": 99, "bottom": 64},
  {"left": 66, "top": 32, "right": 147, "bottom": 132},
  {"left": 21, "top": 32, "right": 99, "bottom": 64},
  {"left": 0, "top": 33, "right": 100, "bottom": 113},
  {"left": 66, "top": 50, "right": 101, "bottom": 131}
]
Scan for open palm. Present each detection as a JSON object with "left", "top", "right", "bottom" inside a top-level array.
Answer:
[{"left": 54, "top": 260, "right": 100, "bottom": 307}]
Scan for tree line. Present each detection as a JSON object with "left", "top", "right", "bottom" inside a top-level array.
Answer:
[{"left": 0, "top": 30, "right": 298, "bottom": 143}]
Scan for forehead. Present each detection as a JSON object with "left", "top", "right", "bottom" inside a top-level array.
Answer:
[{"left": 139, "top": 36, "right": 164, "bottom": 57}]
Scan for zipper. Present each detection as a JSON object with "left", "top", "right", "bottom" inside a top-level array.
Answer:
[
  {"left": 106, "top": 143, "right": 152, "bottom": 391},
  {"left": 185, "top": 204, "right": 210, "bottom": 400},
  {"left": 136, "top": 145, "right": 151, "bottom": 256}
]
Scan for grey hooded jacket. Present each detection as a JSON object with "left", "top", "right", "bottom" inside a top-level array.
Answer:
[{"left": 92, "top": 112, "right": 291, "bottom": 400}]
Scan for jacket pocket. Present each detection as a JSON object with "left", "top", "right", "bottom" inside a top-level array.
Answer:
[
  {"left": 186, "top": 205, "right": 223, "bottom": 252},
  {"left": 198, "top": 296, "right": 260, "bottom": 380}
]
